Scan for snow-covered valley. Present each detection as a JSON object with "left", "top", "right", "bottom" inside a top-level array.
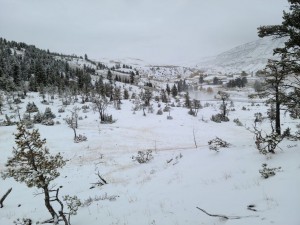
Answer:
[{"left": 0, "top": 88, "right": 299, "bottom": 225}]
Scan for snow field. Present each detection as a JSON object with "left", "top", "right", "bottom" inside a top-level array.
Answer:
[{"left": 0, "top": 92, "right": 299, "bottom": 225}]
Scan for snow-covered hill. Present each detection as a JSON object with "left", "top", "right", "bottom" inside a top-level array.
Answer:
[{"left": 196, "top": 37, "right": 286, "bottom": 74}]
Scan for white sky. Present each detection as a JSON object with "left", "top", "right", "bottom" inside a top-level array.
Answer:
[{"left": 0, "top": 0, "right": 288, "bottom": 64}]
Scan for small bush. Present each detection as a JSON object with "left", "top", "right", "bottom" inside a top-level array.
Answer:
[
  {"left": 101, "top": 114, "right": 116, "bottom": 124},
  {"left": 254, "top": 112, "right": 263, "bottom": 123},
  {"left": 188, "top": 108, "right": 196, "bottom": 116},
  {"left": 26, "top": 102, "right": 39, "bottom": 113},
  {"left": 208, "top": 137, "right": 230, "bottom": 152},
  {"left": 82, "top": 105, "right": 90, "bottom": 110},
  {"left": 74, "top": 134, "right": 87, "bottom": 143},
  {"left": 156, "top": 109, "right": 163, "bottom": 115},
  {"left": 233, "top": 118, "right": 243, "bottom": 126},
  {"left": 24, "top": 120, "right": 34, "bottom": 129},
  {"left": 13, "top": 98, "right": 22, "bottom": 104},
  {"left": 33, "top": 112, "right": 43, "bottom": 123},
  {"left": 259, "top": 163, "right": 281, "bottom": 179},
  {"left": 13, "top": 218, "right": 32, "bottom": 225},
  {"left": 58, "top": 108, "right": 65, "bottom": 113},
  {"left": 163, "top": 106, "right": 170, "bottom": 112},
  {"left": 211, "top": 114, "right": 229, "bottom": 123},
  {"left": 41, "top": 119, "right": 55, "bottom": 126},
  {"left": 43, "top": 107, "right": 56, "bottom": 119},
  {"left": 132, "top": 150, "right": 153, "bottom": 163}
]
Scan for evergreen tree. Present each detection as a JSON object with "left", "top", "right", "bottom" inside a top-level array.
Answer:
[
  {"left": 107, "top": 70, "right": 113, "bottom": 84},
  {"left": 171, "top": 84, "right": 178, "bottom": 97},
  {"left": 12, "top": 64, "right": 21, "bottom": 86},
  {"left": 184, "top": 92, "right": 191, "bottom": 108},
  {"left": 124, "top": 88, "right": 129, "bottom": 99},
  {"left": 130, "top": 71, "right": 135, "bottom": 84},
  {"left": 199, "top": 74, "right": 204, "bottom": 84},
  {"left": 166, "top": 84, "right": 171, "bottom": 95},
  {"left": 258, "top": 0, "right": 300, "bottom": 116},
  {"left": 261, "top": 59, "right": 289, "bottom": 135},
  {"left": 1, "top": 123, "right": 67, "bottom": 223},
  {"left": 160, "top": 89, "right": 168, "bottom": 103}
]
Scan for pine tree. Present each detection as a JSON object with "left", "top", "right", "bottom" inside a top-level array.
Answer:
[
  {"left": 184, "top": 92, "right": 191, "bottom": 108},
  {"left": 160, "top": 89, "right": 168, "bottom": 103},
  {"left": 166, "top": 84, "right": 171, "bottom": 95},
  {"left": 107, "top": 70, "right": 113, "bottom": 84},
  {"left": 130, "top": 71, "right": 135, "bottom": 84},
  {"left": 258, "top": 0, "right": 300, "bottom": 116},
  {"left": 171, "top": 84, "right": 178, "bottom": 97},
  {"left": 124, "top": 88, "right": 129, "bottom": 99},
  {"left": 261, "top": 59, "right": 289, "bottom": 135},
  {"left": 199, "top": 74, "right": 204, "bottom": 84},
  {"left": 1, "top": 123, "right": 67, "bottom": 222}
]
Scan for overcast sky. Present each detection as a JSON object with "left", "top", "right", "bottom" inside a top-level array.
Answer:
[{"left": 0, "top": 0, "right": 287, "bottom": 64}]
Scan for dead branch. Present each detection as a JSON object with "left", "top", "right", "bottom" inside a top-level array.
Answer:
[
  {"left": 196, "top": 207, "right": 259, "bottom": 220},
  {"left": 196, "top": 207, "right": 229, "bottom": 220},
  {"left": 0, "top": 187, "right": 12, "bottom": 208},
  {"left": 90, "top": 171, "right": 107, "bottom": 189}
]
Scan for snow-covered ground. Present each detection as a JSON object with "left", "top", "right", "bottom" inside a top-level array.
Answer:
[{"left": 0, "top": 90, "right": 300, "bottom": 225}]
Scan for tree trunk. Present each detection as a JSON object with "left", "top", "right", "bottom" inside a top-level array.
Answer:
[
  {"left": 275, "top": 89, "right": 281, "bottom": 135},
  {"left": 43, "top": 186, "right": 58, "bottom": 219},
  {"left": 73, "top": 128, "right": 77, "bottom": 140}
]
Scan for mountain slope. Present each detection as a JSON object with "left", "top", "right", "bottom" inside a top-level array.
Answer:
[{"left": 196, "top": 37, "right": 286, "bottom": 74}]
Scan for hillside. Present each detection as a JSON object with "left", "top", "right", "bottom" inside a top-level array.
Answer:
[{"left": 196, "top": 37, "right": 286, "bottom": 74}]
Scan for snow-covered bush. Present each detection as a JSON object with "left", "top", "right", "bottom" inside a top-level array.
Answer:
[
  {"left": 254, "top": 112, "right": 263, "bottom": 123},
  {"left": 23, "top": 120, "right": 34, "bottom": 129},
  {"left": 13, "top": 98, "right": 22, "bottom": 104},
  {"left": 208, "top": 137, "right": 230, "bottom": 152},
  {"left": 58, "top": 107, "right": 65, "bottom": 113},
  {"left": 0, "top": 115, "right": 16, "bottom": 126},
  {"left": 26, "top": 102, "right": 39, "bottom": 113},
  {"left": 211, "top": 113, "right": 229, "bottom": 123},
  {"left": 233, "top": 118, "right": 243, "bottom": 126},
  {"left": 43, "top": 107, "right": 56, "bottom": 119},
  {"left": 62, "top": 195, "right": 82, "bottom": 224},
  {"left": 132, "top": 150, "right": 153, "bottom": 163},
  {"left": 163, "top": 105, "right": 170, "bottom": 112},
  {"left": 74, "top": 134, "right": 87, "bottom": 143},
  {"left": 156, "top": 109, "right": 163, "bottom": 115},
  {"left": 13, "top": 218, "right": 32, "bottom": 225},
  {"left": 101, "top": 114, "right": 116, "bottom": 124},
  {"left": 33, "top": 111, "right": 43, "bottom": 123},
  {"left": 82, "top": 105, "right": 89, "bottom": 110},
  {"left": 259, "top": 163, "right": 281, "bottom": 179},
  {"left": 254, "top": 129, "right": 283, "bottom": 154},
  {"left": 167, "top": 115, "right": 173, "bottom": 120},
  {"left": 41, "top": 118, "right": 55, "bottom": 126}
]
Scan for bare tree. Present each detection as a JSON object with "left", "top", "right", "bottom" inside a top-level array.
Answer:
[
  {"left": 65, "top": 107, "right": 80, "bottom": 140},
  {"left": 93, "top": 95, "right": 109, "bottom": 122}
]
